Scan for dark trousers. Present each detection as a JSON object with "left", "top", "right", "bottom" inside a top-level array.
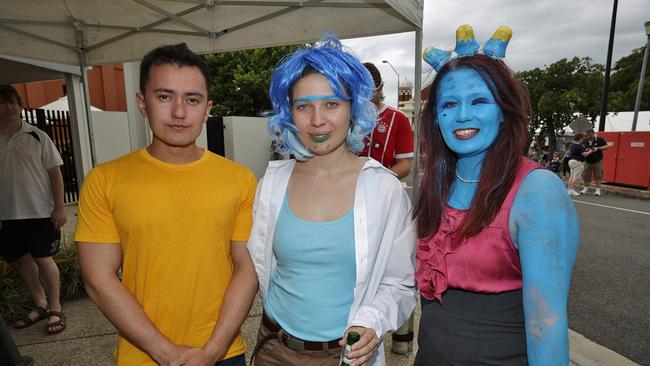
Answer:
[
  {"left": 0, "top": 315, "right": 32, "bottom": 366},
  {"left": 217, "top": 354, "right": 246, "bottom": 366}
]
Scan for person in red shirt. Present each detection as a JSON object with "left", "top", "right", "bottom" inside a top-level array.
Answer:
[
  {"left": 361, "top": 63, "right": 415, "bottom": 355},
  {"left": 361, "top": 63, "right": 414, "bottom": 180}
]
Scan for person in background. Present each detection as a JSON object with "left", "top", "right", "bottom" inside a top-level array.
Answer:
[
  {"left": 0, "top": 315, "right": 33, "bottom": 365},
  {"left": 567, "top": 133, "right": 586, "bottom": 196},
  {"left": 75, "top": 43, "right": 257, "bottom": 366},
  {"left": 361, "top": 61, "right": 416, "bottom": 355},
  {"left": 581, "top": 128, "right": 609, "bottom": 196},
  {"left": 247, "top": 34, "right": 416, "bottom": 366},
  {"left": 562, "top": 141, "right": 571, "bottom": 178},
  {"left": 360, "top": 62, "right": 414, "bottom": 180},
  {"left": 546, "top": 151, "right": 561, "bottom": 175},
  {"left": 0, "top": 84, "right": 66, "bottom": 335},
  {"left": 415, "top": 25, "right": 579, "bottom": 365}
]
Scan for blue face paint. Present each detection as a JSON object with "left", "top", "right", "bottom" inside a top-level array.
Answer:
[
  {"left": 292, "top": 94, "right": 349, "bottom": 104},
  {"left": 435, "top": 68, "right": 503, "bottom": 159}
]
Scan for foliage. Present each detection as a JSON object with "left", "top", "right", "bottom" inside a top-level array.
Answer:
[
  {"left": 203, "top": 45, "right": 300, "bottom": 117},
  {"left": 0, "top": 235, "right": 85, "bottom": 321},
  {"left": 518, "top": 57, "right": 603, "bottom": 153},
  {"left": 609, "top": 46, "right": 650, "bottom": 111}
]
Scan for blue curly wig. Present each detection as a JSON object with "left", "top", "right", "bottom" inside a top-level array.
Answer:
[{"left": 269, "top": 33, "right": 377, "bottom": 160}]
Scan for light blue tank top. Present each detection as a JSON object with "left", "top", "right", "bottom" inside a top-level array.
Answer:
[{"left": 264, "top": 194, "right": 356, "bottom": 341}]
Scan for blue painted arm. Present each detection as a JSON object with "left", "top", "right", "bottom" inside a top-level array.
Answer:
[{"left": 510, "top": 169, "right": 580, "bottom": 366}]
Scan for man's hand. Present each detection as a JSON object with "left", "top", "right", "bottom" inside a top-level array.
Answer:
[
  {"left": 338, "top": 326, "right": 380, "bottom": 366},
  {"left": 150, "top": 344, "right": 189, "bottom": 366},
  {"left": 51, "top": 205, "right": 66, "bottom": 230},
  {"left": 172, "top": 346, "right": 220, "bottom": 366},
  {"left": 47, "top": 166, "right": 66, "bottom": 229}
]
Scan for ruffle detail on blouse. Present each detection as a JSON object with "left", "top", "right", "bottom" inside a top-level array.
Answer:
[{"left": 416, "top": 208, "right": 464, "bottom": 302}]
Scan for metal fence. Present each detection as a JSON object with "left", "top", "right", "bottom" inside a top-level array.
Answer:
[
  {"left": 206, "top": 116, "right": 225, "bottom": 157},
  {"left": 21, "top": 109, "right": 79, "bottom": 203}
]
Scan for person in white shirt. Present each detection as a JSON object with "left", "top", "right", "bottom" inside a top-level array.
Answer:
[
  {"left": 247, "top": 34, "right": 416, "bottom": 366},
  {"left": 0, "top": 84, "right": 67, "bottom": 334}
]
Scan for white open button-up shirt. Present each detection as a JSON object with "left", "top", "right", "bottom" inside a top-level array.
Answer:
[{"left": 247, "top": 158, "right": 416, "bottom": 366}]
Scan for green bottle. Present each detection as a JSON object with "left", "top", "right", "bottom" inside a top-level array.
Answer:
[{"left": 340, "top": 331, "right": 360, "bottom": 366}]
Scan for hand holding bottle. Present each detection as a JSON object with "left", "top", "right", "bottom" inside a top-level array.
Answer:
[{"left": 338, "top": 326, "right": 380, "bottom": 366}]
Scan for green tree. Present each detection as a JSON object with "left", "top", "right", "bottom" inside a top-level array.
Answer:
[
  {"left": 609, "top": 46, "right": 650, "bottom": 111},
  {"left": 203, "top": 45, "right": 300, "bottom": 116},
  {"left": 518, "top": 57, "right": 603, "bottom": 154}
]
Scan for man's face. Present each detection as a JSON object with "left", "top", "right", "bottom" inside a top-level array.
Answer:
[
  {"left": 371, "top": 83, "right": 383, "bottom": 107},
  {"left": 0, "top": 97, "right": 22, "bottom": 126},
  {"left": 587, "top": 131, "right": 595, "bottom": 141},
  {"left": 136, "top": 64, "right": 212, "bottom": 151}
]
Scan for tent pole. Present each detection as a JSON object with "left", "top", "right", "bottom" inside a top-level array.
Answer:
[
  {"left": 78, "top": 50, "right": 97, "bottom": 166},
  {"left": 411, "top": 28, "right": 423, "bottom": 202}
]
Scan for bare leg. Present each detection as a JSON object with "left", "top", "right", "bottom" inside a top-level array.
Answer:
[
  {"left": 14, "top": 255, "right": 48, "bottom": 328},
  {"left": 33, "top": 257, "right": 64, "bottom": 332}
]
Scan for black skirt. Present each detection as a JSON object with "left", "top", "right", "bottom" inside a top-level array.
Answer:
[{"left": 414, "top": 289, "right": 527, "bottom": 366}]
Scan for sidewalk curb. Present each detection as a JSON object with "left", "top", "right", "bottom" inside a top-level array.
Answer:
[
  {"left": 569, "top": 329, "right": 640, "bottom": 366},
  {"left": 598, "top": 184, "right": 650, "bottom": 200}
]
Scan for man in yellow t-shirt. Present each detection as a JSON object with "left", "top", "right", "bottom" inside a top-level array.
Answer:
[{"left": 75, "top": 43, "right": 258, "bottom": 366}]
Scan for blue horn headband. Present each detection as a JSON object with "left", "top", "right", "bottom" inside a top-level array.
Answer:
[{"left": 423, "top": 24, "right": 513, "bottom": 72}]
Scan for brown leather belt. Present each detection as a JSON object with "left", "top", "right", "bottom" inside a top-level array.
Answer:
[
  {"left": 250, "top": 312, "right": 343, "bottom": 365},
  {"left": 261, "top": 311, "right": 342, "bottom": 351}
]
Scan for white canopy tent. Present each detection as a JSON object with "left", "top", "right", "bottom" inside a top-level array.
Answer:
[
  {"left": 41, "top": 96, "right": 103, "bottom": 111},
  {"left": 0, "top": 0, "right": 424, "bottom": 185},
  {"left": 0, "top": 55, "right": 80, "bottom": 84}
]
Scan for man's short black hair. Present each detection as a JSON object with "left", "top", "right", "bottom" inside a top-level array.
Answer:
[
  {"left": 139, "top": 43, "right": 211, "bottom": 93},
  {"left": 0, "top": 84, "right": 22, "bottom": 106},
  {"left": 363, "top": 62, "right": 383, "bottom": 89}
]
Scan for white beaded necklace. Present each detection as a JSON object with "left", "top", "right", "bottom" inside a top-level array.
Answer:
[{"left": 455, "top": 171, "right": 479, "bottom": 184}]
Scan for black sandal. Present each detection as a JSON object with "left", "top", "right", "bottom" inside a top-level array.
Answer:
[
  {"left": 46, "top": 310, "right": 67, "bottom": 334},
  {"left": 13, "top": 306, "right": 49, "bottom": 329}
]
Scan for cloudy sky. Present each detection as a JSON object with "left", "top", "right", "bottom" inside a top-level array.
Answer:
[{"left": 343, "top": 0, "right": 649, "bottom": 106}]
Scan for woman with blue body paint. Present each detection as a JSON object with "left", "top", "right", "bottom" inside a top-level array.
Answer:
[
  {"left": 246, "top": 34, "right": 416, "bottom": 366},
  {"left": 414, "top": 25, "right": 580, "bottom": 365}
]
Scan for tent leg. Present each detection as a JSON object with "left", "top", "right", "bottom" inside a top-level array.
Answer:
[
  {"left": 123, "top": 61, "right": 150, "bottom": 150},
  {"left": 65, "top": 74, "right": 94, "bottom": 186}
]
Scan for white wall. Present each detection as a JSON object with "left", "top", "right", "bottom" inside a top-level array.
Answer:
[
  {"left": 84, "top": 112, "right": 270, "bottom": 176},
  {"left": 90, "top": 111, "right": 131, "bottom": 163},
  {"left": 197, "top": 123, "right": 208, "bottom": 149},
  {"left": 223, "top": 116, "right": 272, "bottom": 179}
]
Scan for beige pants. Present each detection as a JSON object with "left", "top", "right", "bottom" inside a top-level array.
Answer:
[
  {"left": 252, "top": 320, "right": 342, "bottom": 366},
  {"left": 568, "top": 159, "right": 584, "bottom": 182}
]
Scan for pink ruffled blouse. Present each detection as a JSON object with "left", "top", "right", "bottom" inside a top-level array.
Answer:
[{"left": 416, "top": 159, "right": 540, "bottom": 302}]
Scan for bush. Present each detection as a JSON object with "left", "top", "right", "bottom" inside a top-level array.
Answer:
[{"left": 0, "top": 234, "right": 86, "bottom": 321}]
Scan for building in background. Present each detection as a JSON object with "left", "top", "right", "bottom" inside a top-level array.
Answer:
[
  {"left": 397, "top": 80, "right": 414, "bottom": 125},
  {"left": 12, "top": 64, "right": 127, "bottom": 112}
]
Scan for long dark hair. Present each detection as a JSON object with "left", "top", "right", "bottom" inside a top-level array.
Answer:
[{"left": 414, "top": 54, "right": 531, "bottom": 239}]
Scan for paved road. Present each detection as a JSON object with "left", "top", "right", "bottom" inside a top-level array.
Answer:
[{"left": 568, "top": 193, "right": 650, "bottom": 365}]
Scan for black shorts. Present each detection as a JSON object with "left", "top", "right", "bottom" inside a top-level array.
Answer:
[{"left": 0, "top": 218, "right": 60, "bottom": 262}]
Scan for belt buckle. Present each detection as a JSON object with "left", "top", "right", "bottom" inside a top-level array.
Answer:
[{"left": 282, "top": 333, "right": 305, "bottom": 351}]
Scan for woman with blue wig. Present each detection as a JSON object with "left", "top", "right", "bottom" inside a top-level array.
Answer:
[{"left": 247, "top": 34, "right": 416, "bottom": 366}]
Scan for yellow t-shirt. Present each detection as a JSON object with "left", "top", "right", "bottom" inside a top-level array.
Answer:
[{"left": 75, "top": 148, "right": 256, "bottom": 365}]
